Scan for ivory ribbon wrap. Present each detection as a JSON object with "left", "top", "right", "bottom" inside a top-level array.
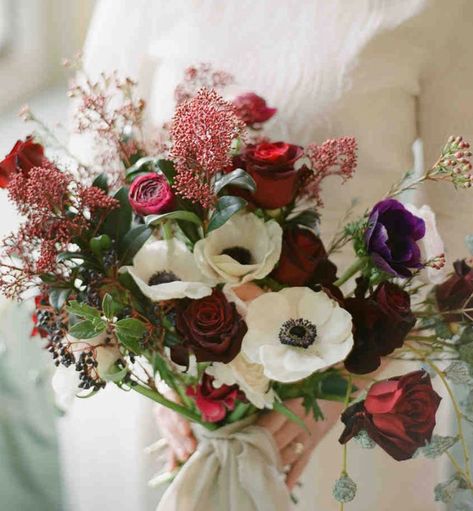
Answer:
[{"left": 157, "top": 417, "right": 291, "bottom": 511}]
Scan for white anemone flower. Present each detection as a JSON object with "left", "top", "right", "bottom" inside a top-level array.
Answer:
[
  {"left": 194, "top": 213, "right": 282, "bottom": 285},
  {"left": 121, "top": 238, "right": 213, "bottom": 301},
  {"left": 242, "top": 287, "right": 354, "bottom": 383},
  {"left": 207, "top": 353, "right": 275, "bottom": 409}
]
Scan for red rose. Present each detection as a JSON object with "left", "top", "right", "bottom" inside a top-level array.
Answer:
[
  {"left": 272, "top": 227, "right": 337, "bottom": 286},
  {"left": 0, "top": 137, "right": 45, "bottom": 188},
  {"left": 373, "top": 282, "right": 415, "bottom": 355},
  {"left": 435, "top": 259, "right": 473, "bottom": 322},
  {"left": 233, "top": 93, "right": 277, "bottom": 126},
  {"left": 238, "top": 141, "right": 304, "bottom": 209},
  {"left": 175, "top": 290, "right": 246, "bottom": 364},
  {"left": 187, "top": 374, "right": 239, "bottom": 423},
  {"left": 128, "top": 172, "right": 175, "bottom": 216},
  {"left": 339, "top": 371, "right": 441, "bottom": 460}
]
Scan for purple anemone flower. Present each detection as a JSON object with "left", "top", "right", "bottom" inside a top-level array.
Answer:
[{"left": 364, "top": 199, "right": 426, "bottom": 278}]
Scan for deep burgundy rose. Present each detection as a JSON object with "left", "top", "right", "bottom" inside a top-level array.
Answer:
[
  {"left": 343, "top": 296, "right": 386, "bottom": 374},
  {"left": 175, "top": 289, "right": 247, "bottom": 364},
  {"left": 373, "top": 282, "right": 416, "bottom": 354},
  {"left": 0, "top": 137, "right": 45, "bottom": 188},
  {"left": 187, "top": 374, "right": 239, "bottom": 423},
  {"left": 435, "top": 259, "right": 473, "bottom": 322},
  {"left": 128, "top": 172, "right": 175, "bottom": 216},
  {"left": 365, "top": 199, "right": 425, "bottom": 278},
  {"left": 344, "top": 282, "right": 415, "bottom": 374},
  {"left": 237, "top": 141, "right": 304, "bottom": 209},
  {"left": 339, "top": 371, "right": 441, "bottom": 461},
  {"left": 272, "top": 227, "right": 337, "bottom": 286},
  {"left": 233, "top": 93, "right": 277, "bottom": 126}
]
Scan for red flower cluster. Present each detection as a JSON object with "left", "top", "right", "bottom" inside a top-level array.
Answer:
[
  {"left": 304, "top": 137, "right": 357, "bottom": 206},
  {"left": 339, "top": 371, "right": 441, "bottom": 461},
  {"left": 171, "top": 88, "right": 246, "bottom": 207},
  {"left": 174, "top": 63, "right": 234, "bottom": 105},
  {"left": 233, "top": 93, "right": 277, "bottom": 127},
  {"left": 0, "top": 140, "right": 117, "bottom": 298},
  {"left": 187, "top": 374, "right": 239, "bottom": 423}
]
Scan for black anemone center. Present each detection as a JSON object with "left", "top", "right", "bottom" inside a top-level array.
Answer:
[
  {"left": 221, "top": 246, "right": 253, "bottom": 265},
  {"left": 148, "top": 271, "right": 180, "bottom": 286},
  {"left": 279, "top": 318, "right": 317, "bottom": 349}
]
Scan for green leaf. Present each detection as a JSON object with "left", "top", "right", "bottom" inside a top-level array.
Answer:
[
  {"left": 145, "top": 210, "right": 203, "bottom": 227},
  {"left": 101, "top": 364, "right": 129, "bottom": 383},
  {"left": 39, "top": 273, "right": 59, "bottom": 284},
  {"left": 115, "top": 318, "right": 147, "bottom": 353},
  {"left": 69, "top": 319, "right": 106, "bottom": 340},
  {"left": 92, "top": 173, "right": 109, "bottom": 193},
  {"left": 207, "top": 196, "right": 247, "bottom": 232},
  {"left": 153, "top": 353, "right": 176, "bottom": 388},
  {"left": 214, "top": 168, "right": 256, "bottom": 195},
  {"left": 102, "top": 187, "right": 132, "bottom": 241},
  {"left": 273, "top": 401, "right": 309, "bottom": 432},
  {"left": 157, "top": 159, "right": 176, "bottom": 184},
  {"left": 287, "top": 209, "right": 320, "bottom": 231},
  {"left": 102, "top": 293, "right": 115, "bottom": 320},
  {"left": 66, "top": 300, "right": 101, "bottom": 321},
  {"left": 49, "top": 288, "right": 72, "bottom": 311},
  {"left": 118, "top": 224, "right": 152, "bottom": 264},
  {"left": 90, "top": 234, "right": 112, "bottom": 256},
  {"left": 125, "top": 156, "right": 159, "bottom": 182}
]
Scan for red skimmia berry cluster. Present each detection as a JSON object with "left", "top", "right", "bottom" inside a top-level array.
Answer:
[
  {"left": 171, "top": 88, "right": 246, "bottom": 208},
  {"left": 0, "top": 142, "right": 117, "bottom": 298}
]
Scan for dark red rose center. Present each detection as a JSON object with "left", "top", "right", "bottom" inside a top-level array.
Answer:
[
  {"left": 279, "top": 318, "right": 317, "bottom": 349},
  {"left": 148, "top": 271, "right": 180, "bottom": 286},
  {"left": 221, "top": 246, "right": 253, "bottom": 265}
]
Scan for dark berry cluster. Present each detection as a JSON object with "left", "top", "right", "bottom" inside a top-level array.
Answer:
[
  {"left": 76, "top": 350, "right": 106, "bottom": 391},
  {"left": 37, "top": 308, "right": 75, "bottom": 367}
]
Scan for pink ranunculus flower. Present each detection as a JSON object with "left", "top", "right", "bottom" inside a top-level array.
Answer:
[
  {"left": 128, "top": 172, "right": 175, "bottom": 216},
  {"left": 406, "top": 204, "right": 448, "bottom": 284}
]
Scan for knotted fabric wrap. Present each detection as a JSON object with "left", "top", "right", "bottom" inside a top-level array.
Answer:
[{"left": 157, "top": 416, "right": 291, "bottom": 511}]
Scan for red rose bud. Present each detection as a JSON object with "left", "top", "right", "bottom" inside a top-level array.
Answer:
[
  {"left": 435, "top": 259, "right": 473, "bottom": 322},
  {"left": 339, "top": 371, "right": 441, "bottom": 461},
  {"left": 128, "top": 172, "right": 175, "bottom": 216},
  {"left": 0, "top": 137, "right": 45, "bottom": 188},
  {"left": 187, "top": 374, "right": 239, "bottom": 423},
  {"left": 272, "top": 227, "right": 337, "bottom": 286},
  {"left": 233, "top": 93, "right": 277, "bottom": 126},
  {"left": 238, "top": 141, "right": 304, "bottom": 209},
  {"left": 175, "top": 290, "right": 247, "bottom": 364}
]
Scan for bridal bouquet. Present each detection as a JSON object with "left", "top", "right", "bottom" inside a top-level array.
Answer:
[{"left": 1, "top": 63, "right": 473, "bottom": 508}]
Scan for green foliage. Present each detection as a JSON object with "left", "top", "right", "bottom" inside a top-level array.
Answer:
[
  {"left": 118, "top": 224, "right": 152, "bottom": 265},
  {"left": 115, "top": 318, "right": 147, "bottom": 354},
  {"left": 273, "top": 401, "right": 308, "bottom": 432},
  {"left": 207, "top": 196, "right": 247, "bottom": 232},
  {"left": 69, "top": 319, "right": 106, "bottom": 339},
  {"left": 92, "top": 173, "right": 109, "bottom": 193},
  {"left": 101, "top": 363, "right": 129, "bottom": 383},
  {"left": 89, "top": 234, "right": 112, "bottom": 257},
  {"left": 102, "top": 187, "right": 132, "bottom": 241},
  {"left": 67, "top": 301, "right": 101, "bottom": 321},
  {"left": 49, "top": 288, "right": 72, "bottom": 310},
  {"left": 145, "top": 210, "right": 203, "bottom": 227},
  {"left": 102, "top": 293, "right": 122, "bottom": 320},
  {"left": 287, "top": 209, "right": 320, "bottom": 232},
  {"left": 214, "top": 168, "right": 256, "bottom": 195}
]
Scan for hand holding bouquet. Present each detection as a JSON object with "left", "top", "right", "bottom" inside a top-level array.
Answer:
[{"left": 1, "top": 62, "right": 473, "bottom": 508}]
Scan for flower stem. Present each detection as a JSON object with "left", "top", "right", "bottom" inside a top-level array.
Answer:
[
  {"left": 406, "top": 343, "right": 472, "bottom": 483},
  {"left": 130, "top": 382, "right": 217, "bottom": 430},
  {"left": 334, "top": 259, "right": 364, "bottom": 288},
  {"left": 162, "top": 221, "right": 173, "bottom": 241},
  {"left": 339, "top": 375, "right": 353, "bottom": 511}
]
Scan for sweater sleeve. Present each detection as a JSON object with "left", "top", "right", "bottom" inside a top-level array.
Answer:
[{"left": 418, "top": 0, "right": 473, "bottom": 256}]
